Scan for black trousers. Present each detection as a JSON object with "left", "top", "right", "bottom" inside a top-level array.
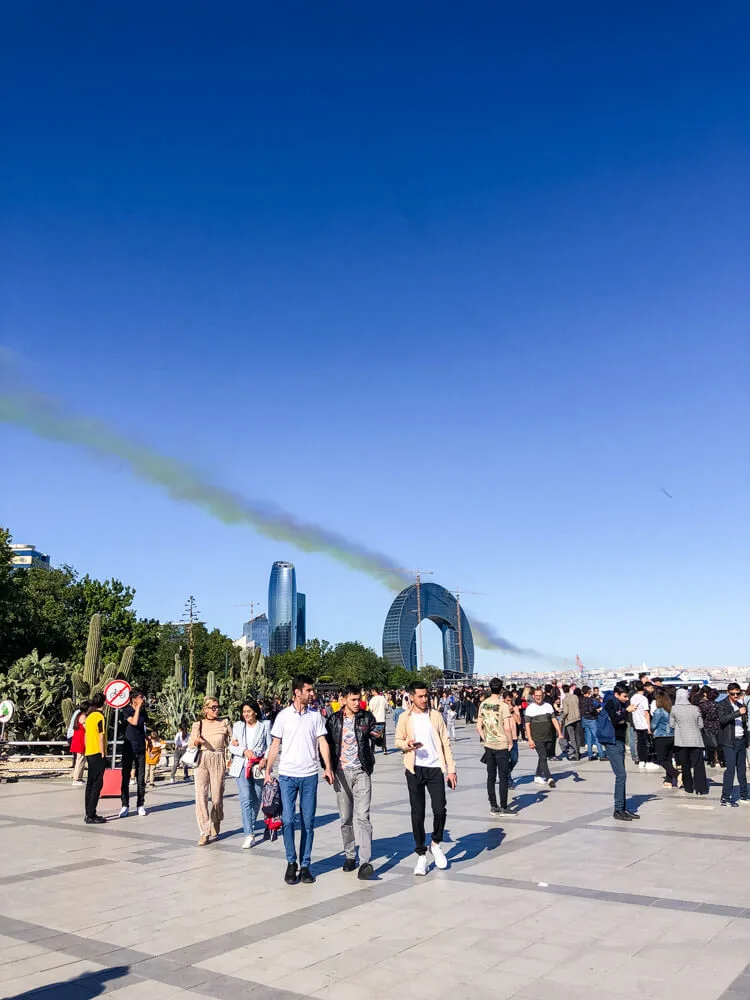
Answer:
[
  {"left": 679, "top": 747, "right": 708, "bottom": 794},
  {"left": 120, "top": 743, "right": 146, "bottom": 808},
  {"left": 485, "top": 748, "right": 510, "bottom": 808},
  {"left": 653, "top": 736, "right": 678, "bottom": 783},
  {"left": 565, "top": 722, "right": 583, "bottom": 759},
  {"left": 534, "top": 740, "right": 555, "bottom": 779},
  {"left": 85, "top": 753, "right": 106, "bottom": 818},
  {"left": 405, "top": 766, "right": 446, "bottom": 855},
  {"left": 635, "top": 729, "right": 650, "bottom": 764}
]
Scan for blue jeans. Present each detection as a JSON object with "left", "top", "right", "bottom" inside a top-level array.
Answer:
[
  {"left": 279, "top": 774, "right": 318, "bottom": 867},
  {"left": 629, "top": 725, "right": 638, "bottom": 762},
  {"left": 509, "top": 739, "right": 519, "bottom": 772},
  {"left": 582, "top": 719, "right": 603, "bottom": 759},
  {"left": 607, "top": 740, "right": 627, "bottom": 812},
  {"left": 722, "top": 740, "right": 748, "bottom": 802},
  {"left": 235, "top": 771, "right": 264, "bottom": 836}
]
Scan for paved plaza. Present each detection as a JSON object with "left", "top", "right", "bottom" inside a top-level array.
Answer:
[{"left": 1, "top": 722, "right": 750, "bottom": 1000}]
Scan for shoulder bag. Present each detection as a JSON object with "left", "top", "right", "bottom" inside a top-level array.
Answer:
[{"left": 181, "top": 721, "right": 203, "bottom": 768}]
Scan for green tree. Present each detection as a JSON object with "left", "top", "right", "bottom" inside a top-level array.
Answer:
[
  {"left": 385, "top": 665, "right": 412, "bottom": 689},
  {"left": 0, "top": 650, "right": 72, "bottom": 739},
  {"left": 327, "top": 642, "right": 387, "bottom": 690}
]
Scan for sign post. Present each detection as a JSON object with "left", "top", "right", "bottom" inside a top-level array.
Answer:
[
  {"left": 0, "top": 700, "right": 14, "bottom": 742},
  {"left": 104, "top": 680, "right": 131, "bottom": 770}
]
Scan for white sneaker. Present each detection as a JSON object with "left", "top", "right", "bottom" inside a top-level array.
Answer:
[
  {"left": 242, "top": 835, "right": 255, "bottom": 850},
  {"left": 169, "top": 778, "right": 175, "bottom": 784},
  {"left": 413, "top": 855, "right": 429, "bottom": 876},
  {"left": 638, "top": 761, "right": 646, "bottom": 769},
  {"left": 645, "top": 762, "right": 660, "bottom": 771},
  {"left": 71, "top": 781, "right": 83, "bottom": 787},
  {"left": 137, "top": 807, "right": 147, "bottom": 817},
  {"left": 119, "top": 806, "right": 129, "bottom": 818},
  {"left": 533, "top": 776, "right": 546, "bottom": 785},
  {"left": 430, "top": 843, "right": 448, "bottom": 870}
]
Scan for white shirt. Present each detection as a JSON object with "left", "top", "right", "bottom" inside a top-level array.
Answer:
[
  {"left": 270, "top": 705, "right": 327, "bottom": 777},
  {"left": 369, "top": 694, "right": 387, "bottom": 723},
  {"left": 630, "top": 693, "right": 650, "bottom": 730},
  {"left": 412, "top": 712, "right": 440, "bottom": 768},
  {"left": 524, "top": 702, "right": 554, "bottom": 720},
  {"left": 174, "top": 731, "right": 189, "bottom": 749}
]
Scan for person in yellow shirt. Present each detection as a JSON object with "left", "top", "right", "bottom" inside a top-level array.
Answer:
[
  {"left": 330, "top": 696, "right": 341, "bottom": 713},
  {"left": 145, "top": 730, "right": 164, "bottom": 787},
  {"left": 83, "top": 692, "right": 107, "bottom": 824}
]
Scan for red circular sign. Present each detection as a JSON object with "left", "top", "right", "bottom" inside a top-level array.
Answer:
[{"left": 103, "top": 680, "right": 131, "bottom": 709}]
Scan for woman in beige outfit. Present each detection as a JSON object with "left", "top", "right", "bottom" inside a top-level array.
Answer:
[{"left": 189, "top": 696, "right": 232, "bottom": 846}]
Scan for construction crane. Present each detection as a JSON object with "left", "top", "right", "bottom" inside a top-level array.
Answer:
[
  {"left": 449, "top": 589, "right": 486, "bottom": 675},
  {"left": 234, "top": 601, "right": 264, "bottom": 621},
  {"left": 384, "top": 570, "right": 434, "bottom": 669}
]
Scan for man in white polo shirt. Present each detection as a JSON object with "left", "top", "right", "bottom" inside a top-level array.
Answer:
[{"left": 265, "top": 675, "right": 334, "bottom": 885}]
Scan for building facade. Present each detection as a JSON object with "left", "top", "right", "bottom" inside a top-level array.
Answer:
[
  {"left": 10, "top": 544, "right": 51, "bottom": 570},
  {"left": 382, "top": 581, "right": 475, "bottom": 675},
  {"left": 268, "top": 561, "right": 297, "bottom": 656},
  {"left": 296, "top": 593, "right": 306, "bottom": 648},
  {"left": 242, "top": 613, "right": 270, "bottom": 657}
]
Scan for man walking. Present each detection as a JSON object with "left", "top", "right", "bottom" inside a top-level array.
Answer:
[
  {"left": 395, "top": 681, "right": 457, "bottom": 876},
  {"left": 83, "top": 692, "right": 107, "bottom": 825},
  {"left": 560, "top": 684, "right": 582, "bottom": 761},
  {"left": 120, "top": 690, "right": 148, "bottom": 817},
  {"left": 326, "top": 685, "right": 376, "bottom": 879},
  {"left": 600, "top": 683, "right": 641, "bottom": 821},
  {"left": 525, "top": 687, "right": 563, "bottom": 788},
  {"left": 718, "top": 683, "right": 749, "bottom": 807},
  {"left": 477, "top": 678, "right": 515, "bottom": 816},
  {"left": 265, "top": 675, "right": 334, "bottom": 885},
  {"left": 368, "top": 687, "right": 388, "bottom": 755}
]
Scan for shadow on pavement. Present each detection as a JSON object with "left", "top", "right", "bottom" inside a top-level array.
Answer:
[{"left": 4, "top": 966, "right": 130, "bottom": 999}]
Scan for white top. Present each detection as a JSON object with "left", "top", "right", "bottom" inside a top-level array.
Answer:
[
  {"left": 270, "top": 705, "right": 327, "bottom": 777},
  {"left": 229, "top": 720, "right": 271, "bottom": 758},
  {"left": 174, "top": 731, "right": 189, "bottom": 749},
  {"left": 525, "top": 702, "right": 554, "bottom": 720},
  {"left": 369, "top": 694, "right": 387, "bottom": 723},
  {"left": 412, "top": 712, "right": 440, "bottom": 768},
  {"left": 630, "top": 693, "right": 650, "bottom": 730},
  {"left": 736, "top": 715, "right": 744, "bottom": 738}
]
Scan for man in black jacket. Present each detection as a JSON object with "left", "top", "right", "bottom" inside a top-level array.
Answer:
[
  {"left": 717, "top": 684, "right": 749, "bottom": 807},
  {"left": 325, "top": 685, "right": 376, "bottom": 879}
]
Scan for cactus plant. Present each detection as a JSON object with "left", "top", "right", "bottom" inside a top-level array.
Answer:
[
  {"left": 70, "top": 614, "right": 135, "bottom": 706},
  {"left": 174, "top": 651, "right": 184, "bottom": 687},
  {"left": 205, "top": 671, "right": 216, "bottom": 700}
]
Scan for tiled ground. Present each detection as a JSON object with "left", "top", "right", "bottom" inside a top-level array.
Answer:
[{"left": 1, "top": 722, "right": 750, "bottom": 1000}]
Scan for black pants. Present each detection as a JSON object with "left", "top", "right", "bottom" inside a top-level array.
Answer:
[
  {"left": 120, "top": 743, "right": 146, "bottom": 808},
  {"left": 485, "top": 748, "right": 510, "bottom": 808},
  {"left": 636, "top": 729, "right": 650, "bottom": 764},
  {"left": 679, "top": 747, "right": 708, "bottom": 794},
  {"left": 405, "top": 766, "right": 447, "bottom": 855},
  {"left": 653, "top": 736, "right": 678, "bottom": 783},
  {"left": 85, "top": 753, "right": 106, "bottom": 819},
  {"left": 534, "top": 740, "right": 555, "bottom": 780}
]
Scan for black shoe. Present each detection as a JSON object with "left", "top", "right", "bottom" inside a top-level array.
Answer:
[
  {"left": 490, "top": 805, "right": 501, "bottom": 815},
  {"left": 547, "top": 779, "right": 556, "bottom": 788},
  {"left": 357, "top": 862, "right": 374, "bottom": 880},
  {"left": 613, "top": 810, "right": 632, "bottom": 821},
  {"left": 299, "top": 867, "right": 315, "bottom": 884},
  {"left": 284, "top": 862, "right": 299, "bottom": 885},
  {"left": 624, "top": 810, "right": 640, "bottom": 820},
  {"left": 342, "top": 859, "right": 357, "bottom": 872},
  {"left": 498, "top": 807, "right": 517, "bottom": 816}
]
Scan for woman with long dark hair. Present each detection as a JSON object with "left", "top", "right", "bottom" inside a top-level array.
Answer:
[
  {"left": 229, "top": 699, "right": 270, "bottom": 849},
  {"left": 651, "top": 691, "right": 678, "bottom": 788}
]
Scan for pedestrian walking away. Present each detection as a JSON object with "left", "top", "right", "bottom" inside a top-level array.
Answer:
[
  {"left": 264, "top": 675, "right": 334, "bottom": 885},
  {"left": 525, "top": 687, "right": 562, "bottom": 788},
  {"left": 560, "top": 685, "right": 583, "bottom": 760},
  {"left": 671, "top": 690, "right": 708, "bottom": 795},
  {"left": 83, "top": 692, "right": 107, "bottom": 824},
  {"left": 189, "top": 697, "right": 232, "bottom": 846},
  {"left": 477, "top": 678, "right": 515, "bottom": 816},
  {"left": 229, "top": 699, "right": 271, "bottom": 848},
  {"left": 368, "top": 687, "right": 388, "bottom": 755},
  {"left": 170, "top": 724, "right": 191, "bottom": 783},
  {"left": 395, "top": 681, "right": 457, "bottom": 877},
  {"left": 651, "top": 691, "right": 678, "bottom": 788},
  {"left": 326, "top": 684, "right": 377, "bottom": 880},
  {"left": 717, "top": 683, "right": 749, "bottom": 806},
  {"left": 120, "top": 690, "right": 148, "bottom": 817},
  {"left": 599, "top": 684, "right": 641, "bottom": 821}
]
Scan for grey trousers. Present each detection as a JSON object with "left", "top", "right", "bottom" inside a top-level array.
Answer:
[{"left": 334, "top": 767, "right": 372, "bottom": 864}]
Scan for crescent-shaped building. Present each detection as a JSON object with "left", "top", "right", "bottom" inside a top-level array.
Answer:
[{"left": 382, "top": 582, "right": 475, "bottom": 675}]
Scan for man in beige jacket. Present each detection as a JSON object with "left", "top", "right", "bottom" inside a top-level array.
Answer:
[{"left": 395, "top": 681, "right": 457, "bottom": 876}]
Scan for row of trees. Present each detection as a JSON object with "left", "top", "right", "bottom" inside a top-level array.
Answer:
[{"left": 0, "top": 527, "right": 440, "bottom": 740}]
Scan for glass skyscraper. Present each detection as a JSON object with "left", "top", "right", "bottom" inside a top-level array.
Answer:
[
  {"left": 382, "top": 581, "right": 475, "bottom": 674},
  {"left": 268, "top": 561, "right": 297, "bottom": 656},
  {"left": 296, "top": 593, "right": 306, "bottom": 648},
  {"left": 242, "top": 613, "right": 269, "bottom": 657}
]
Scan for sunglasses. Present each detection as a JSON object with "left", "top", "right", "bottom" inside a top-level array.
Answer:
[{"left": 207, "top": 705, "right": 220, "bottom": 711}]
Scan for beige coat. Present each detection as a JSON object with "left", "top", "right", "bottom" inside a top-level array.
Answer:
[{"left": 394, "top": 708, "right": 456, "bottom": 775}]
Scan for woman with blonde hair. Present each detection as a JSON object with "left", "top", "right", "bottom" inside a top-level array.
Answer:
[{"left": 189, "top": 696, "right": 232, "bottom": 846}]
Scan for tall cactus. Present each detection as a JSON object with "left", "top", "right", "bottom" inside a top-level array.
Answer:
[
  {"left": 70, "top": 615, "right": 135, "bottom": 704},
  {"left": 174, "top": 651, "right": 184, "bottom": 687},
  {"left": 205, "top": 671, "right": 216, "bottom": 700}
]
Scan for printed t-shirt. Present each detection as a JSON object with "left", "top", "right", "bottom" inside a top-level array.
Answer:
[
  {"left": 479, "top": 698, "right": 511, "bottom": 750},
  {"left": 340, "top": 716, "right": 361, "bottom": 770},
  {"left": 525, "top": 702, "right": 555, "bottom": 742},
  {"left": 84, "top": 711, "right": 105, "bottom": 756},
  {"left": 630, "top": 693, "right": 650, "bottom": 730},
  {"left": 270, "top": 705, "right": 327, "bottom": 777},
  {"left": 412, "top": 712, "right": 440, "bottom": 768}
]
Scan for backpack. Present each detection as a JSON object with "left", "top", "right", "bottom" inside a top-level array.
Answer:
[{"left": 596, "top": 698, "right": 616, "bottom": 745}]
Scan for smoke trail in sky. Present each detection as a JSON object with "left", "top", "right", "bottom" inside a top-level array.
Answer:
[{"left": 0, "top": 366, "right": 545, "bottom": 658}]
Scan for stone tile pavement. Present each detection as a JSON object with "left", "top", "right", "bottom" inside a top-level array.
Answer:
[{"left": 1, "top": 723, "right": 749, "bottom": 999}]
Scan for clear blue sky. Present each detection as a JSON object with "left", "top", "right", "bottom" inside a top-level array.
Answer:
[{"left": 2, "top": 2, "right": 748, "bottom": 672}]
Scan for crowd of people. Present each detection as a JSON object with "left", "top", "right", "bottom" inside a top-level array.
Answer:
[{"left": 67, "top": 671, "right": 749, "bottom": 880}]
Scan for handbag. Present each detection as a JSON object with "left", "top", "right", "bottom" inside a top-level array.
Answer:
[{"left": 181, "top": 722, "right": 202, "bottom": 768}]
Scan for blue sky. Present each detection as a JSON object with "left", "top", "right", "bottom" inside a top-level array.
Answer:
[{"left": 2, "top": 2, "right": 748, "bottom": 672}]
